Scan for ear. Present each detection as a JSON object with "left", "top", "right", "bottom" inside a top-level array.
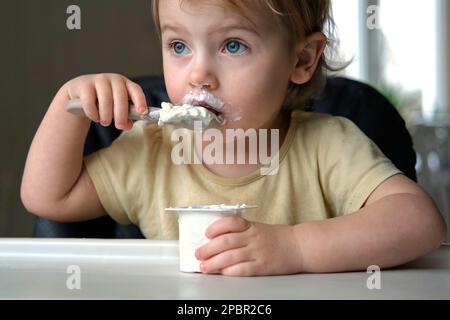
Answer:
[{"left": 290, "top": 32, "right": 327, "bottom": 85}]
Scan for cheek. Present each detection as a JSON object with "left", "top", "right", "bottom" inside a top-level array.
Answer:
[
  {"left": 226, "top": 63, "right": 289, "bottom": 112},
  {"left": 163, "top": 62, "right": 185, "bottom": 103}
]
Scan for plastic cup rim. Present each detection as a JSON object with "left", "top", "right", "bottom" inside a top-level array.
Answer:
[{"left": 165, "top": 205, "right": 257, "bottom": 213}]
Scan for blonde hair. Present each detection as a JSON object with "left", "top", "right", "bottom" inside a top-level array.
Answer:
[{"left": 152, "top": 0, "right": 341, "bottom": 110}]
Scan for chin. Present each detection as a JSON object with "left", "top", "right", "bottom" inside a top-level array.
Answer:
[{"left": 219, "top": 121, "right": 252, "bottom": 131}]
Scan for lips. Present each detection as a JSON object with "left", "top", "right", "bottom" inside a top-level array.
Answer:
[
  {"left": 181, "top": 92, "right": 227, "bottom": 124},
  {"left": 192, "top": 100, "right": 221, "bottom": 116}
]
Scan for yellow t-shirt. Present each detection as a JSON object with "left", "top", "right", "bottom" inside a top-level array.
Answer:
[{"left": 84, "top": 111, "right": 401, "bottom": 239}]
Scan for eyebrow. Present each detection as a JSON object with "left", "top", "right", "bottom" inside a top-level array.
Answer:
[
  {"left": 213, "top": 24, "right": 262, "bottom": 38},
  {"left": 160, "top": 24, "right": 184, "bottom": 34},
  {"left": 161, "top": 23, "right": 262, "bottom": 38}
]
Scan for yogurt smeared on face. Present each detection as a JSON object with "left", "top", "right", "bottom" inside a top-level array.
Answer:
[{"left": 158, "top": 102, "right": 220, "bottom": 127}]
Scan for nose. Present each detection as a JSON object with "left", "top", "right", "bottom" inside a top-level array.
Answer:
[{"left": 188, "top": 54, "right": 218, "bottom": 91}]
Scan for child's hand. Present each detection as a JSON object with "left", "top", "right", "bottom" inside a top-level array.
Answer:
[
  {"left": 65, "top": 74, "right": 148, "bottom": 131},
  {"left": 195, "top": 216, "right": 303, "bottom": 276}
]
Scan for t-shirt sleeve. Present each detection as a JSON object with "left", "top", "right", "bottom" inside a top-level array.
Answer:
[
  {"left": 317, "top": 116, "right": 402, "bottom": 216},
  {"left": 83, "top": 122, "right": 158, "bottom": 226}
]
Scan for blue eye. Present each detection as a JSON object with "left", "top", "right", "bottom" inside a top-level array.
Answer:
[
  {"left": 224, "top": 40, "right": 247, "bottom": 55},
  {"left": 170, "top": 41, "right": 190, "bottom": 55}
]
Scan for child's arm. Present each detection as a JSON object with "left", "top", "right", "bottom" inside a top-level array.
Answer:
[
  {"left": 292, "top": 174, "right": 446, "bottom": 273},
  {"left": 196, "top": 174, "right": 447, "bottom": 276},
  {"left": 21, "top": 74, "right": 147, "bottom": 222}
]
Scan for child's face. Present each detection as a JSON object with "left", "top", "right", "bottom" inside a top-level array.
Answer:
[{"left": 159, "top": 0, "right": 298, "bottom": 130}]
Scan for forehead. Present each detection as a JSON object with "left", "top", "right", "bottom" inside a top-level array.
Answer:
[{"left": 158, "top": 0, "right": 279, "bottom": 32}]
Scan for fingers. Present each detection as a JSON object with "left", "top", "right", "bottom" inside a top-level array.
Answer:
[
  {"left": 197, "top": 217, "right": 253, "bottom": 274},
  {"left": 220, "top": 261, "right": 259, "bottom": 277},
  {"left": 124, "top": 80, "right": 147, "bottom": 131},
  {"left": 196, "top": 232, "right": 246, "bottom": 261},
  {"left": 205, "top": 216, "right": 251, "bottom": 239},
  {"left": 79, "top": 83, "right": 98, "bottom": 122},
  {"left": 111, "top": 77, "right": 130, "bottom": 130},
  {"left": 126, "top": 80, "right": 147, "bottom": 114},
  {"left": 68, "top": 74, "right": 146, "bottom": 131},
  {"left": 199, "top": 247, "right": 254, "bottom": 274},
  {"left": 95, "top": 75, "right": 113, "bottom": 127}
]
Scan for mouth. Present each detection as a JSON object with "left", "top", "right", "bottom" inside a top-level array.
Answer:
[
  {"left": 192, "top": 100, "right": 220, "bottom": 116},
  {"left": 181, "top": 92, "right": 227, "bottom": 124}
]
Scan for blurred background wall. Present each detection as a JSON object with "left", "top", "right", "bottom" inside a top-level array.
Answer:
[{"left": 0, "top": 0, "right": 163, "bottom": 236}]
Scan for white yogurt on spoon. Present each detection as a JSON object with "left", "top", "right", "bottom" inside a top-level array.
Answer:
[{"left": 158, "top": 102, "right": 223, "bottom": 128}]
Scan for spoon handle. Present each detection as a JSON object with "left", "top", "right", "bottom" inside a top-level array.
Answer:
[{"left": 66, "top": 98, "right": 160, "bottom": 122}]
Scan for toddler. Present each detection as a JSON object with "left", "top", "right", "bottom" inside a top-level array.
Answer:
[{"left": 22, "top": 0, "right": 446, "bottom": 276}]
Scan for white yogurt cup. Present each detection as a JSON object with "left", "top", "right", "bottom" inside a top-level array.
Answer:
[{"left": 166, "top": 204, "right": 257, "bottom": 273}]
